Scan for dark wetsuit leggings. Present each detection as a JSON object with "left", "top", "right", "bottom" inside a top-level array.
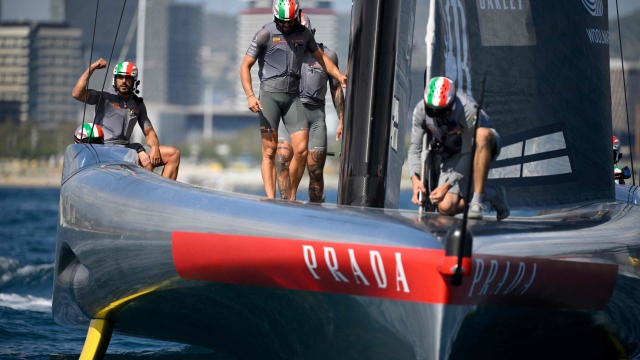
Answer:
[
  {"left": 259, "top": 90, "right": 309, "bottom": 135},
  {"left": 278, "top": 105, "right": 326, "bottom": 151}
]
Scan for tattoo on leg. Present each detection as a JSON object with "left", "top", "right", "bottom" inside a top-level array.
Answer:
[
  {"left": 275, "top": 153, "right": 291, "bottom": 199},
  {"left": 309, "top": 150, "right": 327, "bottom": 164},
  {"left": 307, "top": 154, "right": 326, "bottom": 203}
]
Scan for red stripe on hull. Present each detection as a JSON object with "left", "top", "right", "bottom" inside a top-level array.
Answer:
[{"left": 172, "top": 232, "right": 617, "bottom": 310}]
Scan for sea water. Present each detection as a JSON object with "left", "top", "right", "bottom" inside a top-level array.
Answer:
[{"left": 0, "top": 187, "right": 418, "bottom": 358}]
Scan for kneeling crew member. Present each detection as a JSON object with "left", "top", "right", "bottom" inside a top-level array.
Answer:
[{"left": 408, "top": 76, "right": 510, "bottom": 220}]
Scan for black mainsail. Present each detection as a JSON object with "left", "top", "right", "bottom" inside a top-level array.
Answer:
[
  {"left": 428, "top": 0, "right": 612, "bottom": 208},
  {"left": 338, "top": 0, "right": 416, "bottom": 209}
]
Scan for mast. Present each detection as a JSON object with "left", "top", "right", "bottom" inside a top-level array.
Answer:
[
  {"left": 136, "top": 0, "right": 146, "bottom": 96},
  {"left": 338, "top": 0, "right": 417, "bottom": 208},
  {"left": 425, "top": 0, "right": 436, "bottom": 84},
  {"left": 419, "top": 0, "right": 437, "bottom": 214}
]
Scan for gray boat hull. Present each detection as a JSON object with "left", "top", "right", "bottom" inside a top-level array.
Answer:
[{"left": 54, "top": 145, "right": 640, "bottom": 359}]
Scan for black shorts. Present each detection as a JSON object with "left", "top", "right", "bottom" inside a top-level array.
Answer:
[
  {"left": 259, "top": 90, "right": 309, "bottom": 135},
  {"left": 278, "top": 105, "right": 326, "bottom": 151}
]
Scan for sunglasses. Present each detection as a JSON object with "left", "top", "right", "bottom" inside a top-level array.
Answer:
[
  {"left": 276, "top": 18, "right": 295, "bottom": 25},
  {"left": 425, "top": 106, "right": 452, "bottom": 119}
]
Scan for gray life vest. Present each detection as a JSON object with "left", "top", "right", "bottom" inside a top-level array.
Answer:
[
  {"left": 300, "top": 44, "right": 338, "bottom": 107},
  {"left": 423, "top": 92, "right": 491, "bottom": 159},
  {"left": 258, "top": 22, "right": 309, "bottom": 84}
]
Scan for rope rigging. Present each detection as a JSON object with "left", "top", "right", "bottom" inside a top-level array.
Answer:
[
  {"left": 615, "top": 0, "right": 635, "bottom": 186},
  {"left": 79, "top": 0, "right": 100, "bottom": 162},
  {"left": 82, "top": 0, "right": 128, "bottom": 161}
]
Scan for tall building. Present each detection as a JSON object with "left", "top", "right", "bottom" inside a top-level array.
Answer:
[
  {"left": 168, "top": 3, "right": 202, "bottom": 106},
  {"left": 33, "top": 24, "right": 82, "bottom": 124},
  {"left": 0, "top": 23, "right": 82, "bottom": 124},
  {"left": 0, "top": 25, "right": 30, "bottom": 123},
  {"left": 50, "top": 0, "right": 65, "bottom": 23},
  {"left": 139, "top": 0, "right": 170, "bottom": 103},
  {"left": 126, "top": 0, "right": 203, "bottom": 145},
  {"left": 139, "top": 1, "right": 201, "bottom": 105},
  {"left": 235, "top": 0, "right": 336, "bottom": 110},
  {"left": 65, "top": 0, "right": 139, "bottom": 93}
]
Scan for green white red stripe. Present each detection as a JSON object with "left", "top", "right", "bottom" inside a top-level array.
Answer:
[
  {"left": 425, "top": 77, "right": 454, "bottom": 108},
  {"left": 114, "top": 62, "right": 135, "bottom": 76},
  {"left": 77, "top": 123, "right": 103, "bottom": 138},
  {"left": 274, "top": 0, "right": 297, "bottom": 20}
]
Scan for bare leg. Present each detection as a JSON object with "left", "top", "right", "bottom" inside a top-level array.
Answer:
[
  {"left": 275, "top": 140, "right": 293, "bottom": 199},
  {"left": 307, "top": 149, "right": 326, "bottom": 203},
  {"left": 437, "top": 192, "right": 466, "bottom": 216},
  {"left": 158, "top": 146, "right": 180, "bottom": 180},
  {"left": 261, "top": 132, "right": 278, "bottom": 198},
  {"left": 288, "top": 131, "right": 309, "bottom": 200},
  {"left": 138, "top": 152, "right": 153, "bottom": 172},
  {"left": 473, "top": 127, "right": 495, "bottom": 195}
]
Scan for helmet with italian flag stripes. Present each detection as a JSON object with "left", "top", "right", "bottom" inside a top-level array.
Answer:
[
  {"left": 300, "top": 12, "right": 311, "bottom": 28},
  {"left": 112, "top": 61, "right": 139, "bottom": 91},
  {"left": 273, "top": 0, "right": 300, "bottom": 21},
  {"left": 74, "top": 123, "right": 104, "bottom": 144},
  {"left": 113, "top": 61, "right": 138, "bottom": 80},
  {"left": 424, "top": 76, "right": 456, "bottom": 117},
  {"left": 300, "top": 11, "right": 315, "bottom": 34},
  {"left": 613, "top": 135, "right": 622, "bottom": 164}
]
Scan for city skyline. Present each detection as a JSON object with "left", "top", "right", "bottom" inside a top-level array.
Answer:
[
  {"left": 2, "top": 0, "right": 640, "bottom": 148},
  {"left": 1, "top": 0, "right": 353, "bottom": 19},
  {"left": 4, "top": 0, "right": 640, "bottom": 19}
]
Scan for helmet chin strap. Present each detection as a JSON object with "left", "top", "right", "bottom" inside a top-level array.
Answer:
[{"left": 113, "top": 78, "right": 140, "bottom": 94}]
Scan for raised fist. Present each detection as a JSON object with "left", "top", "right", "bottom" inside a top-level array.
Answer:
[{"left": 90, "top": 58, "right": 107, "bottom": 71}]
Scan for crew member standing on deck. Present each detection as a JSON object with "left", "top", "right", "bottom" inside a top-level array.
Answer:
[
  {"left": 408, "top": 76, "right": 510, "bottom": 220},
  {"left": 240, "top": 0, "right": 346, "bottom": 200},
  {"left": 275, "top": 13, "right": 345, "bottom": 202},
  {"left": 72, "top": 58, "right": 181, "bottom": 180}
]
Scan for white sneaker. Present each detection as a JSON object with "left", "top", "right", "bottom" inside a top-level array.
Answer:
[
  {"left": 490, "top": 185, "right": 510, "bottom": 221},
  {"left": 468, "top": 202, "right": 486, "bottom": 220}
]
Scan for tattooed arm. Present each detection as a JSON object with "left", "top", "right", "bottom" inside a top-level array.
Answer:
[{"left": 330, "top": 81, "right": 345, "bottom": 140}]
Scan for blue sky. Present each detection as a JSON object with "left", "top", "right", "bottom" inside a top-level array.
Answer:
[{"left": 2, "top": 0, "right": 639, "bottom": 20}]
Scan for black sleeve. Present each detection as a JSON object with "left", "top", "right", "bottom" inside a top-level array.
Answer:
[
  {"left": 305, "top": 28, "right": 319, "bottom": 54},
  {"left": 137, "top": 102, "right": 152, "bottom": 130},
  {"left": 85, "top": 89, "right": 106, "bottom": 105},
  {"left": 246, "top": 27, "right": 270, "bottom": 59},
  {"left": 125, "top": 143, "right": 146, "bottom": 153}
]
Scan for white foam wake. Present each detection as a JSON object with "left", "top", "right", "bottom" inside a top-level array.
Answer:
[
  {"left": 0, "top": 293, "right": 52, "bottom": 313},
  {"left": 0, "top": 261, "right": 54, "bottom": 285}
]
